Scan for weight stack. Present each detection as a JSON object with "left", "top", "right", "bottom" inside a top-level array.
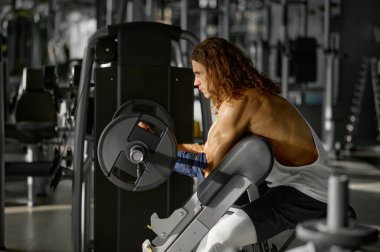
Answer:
[{"left": 93, "top": 22, "right": 194, "bottom": 252}]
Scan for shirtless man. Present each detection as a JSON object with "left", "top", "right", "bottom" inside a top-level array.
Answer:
[{"left": 172, "top": 38, "right": 332, "bottom": 251}]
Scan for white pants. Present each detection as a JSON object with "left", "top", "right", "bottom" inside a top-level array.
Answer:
[{"left": 196, "top": 209, "right": 258, "bottom": 252}]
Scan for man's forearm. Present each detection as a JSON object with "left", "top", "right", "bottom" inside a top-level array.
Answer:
[
  {"left": 174, "top": 149, "right": 207, "bottom": 179},
  {"left": 177, "top": 143, "right": 204, "bottom": 153}
]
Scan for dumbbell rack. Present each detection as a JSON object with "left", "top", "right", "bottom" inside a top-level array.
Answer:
[{"left": 344, "top": 57, "right": 380, "bottom": 149}]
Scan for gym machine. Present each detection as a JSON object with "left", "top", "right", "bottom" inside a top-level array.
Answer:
[
  {"left": 290, "top": 174, "right": 379, "bottom": 252},
  {"left": 96, "top": 98, "right": 273, "bottom": 252},
  {"left": 274, "top": 0, "right": 319, "bottom": 99},
  {"left": 4, "top": 67, "right": 59, "bottom": 206},
  {"left": 139, "top": 134, "right": 273, "bottom": 251},
  {"left": 97, "top": 112, "right": 274, "bottom": 251},
  {"left": 72, "top": 22, "right": 211, "bottom": 252}
]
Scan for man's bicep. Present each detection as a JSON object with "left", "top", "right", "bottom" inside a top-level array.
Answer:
[
  {"left": 204, "top": 121, "right": 241, "bottom": 170},
  {"left": 204, "top": 101, "right": 249, "bottom": 170},
  {"left": 211, "top": 101, "right": 248, "bottom": 143}
]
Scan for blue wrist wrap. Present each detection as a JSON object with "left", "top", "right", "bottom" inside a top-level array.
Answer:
[{"left": 173, "top": 151, "right": 207, "bottom": 179}]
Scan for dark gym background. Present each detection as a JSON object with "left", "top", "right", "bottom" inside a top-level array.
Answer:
[{"left": 0, "top": 0, "right": 379, "bottom": 252}]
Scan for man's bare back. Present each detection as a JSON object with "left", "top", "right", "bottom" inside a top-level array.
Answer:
[
  {"left": 243, "top": 89, "right": 318, "bottom": 167},
  {"left": 179, "top": 88, "right": 318, "bottom": 175}
]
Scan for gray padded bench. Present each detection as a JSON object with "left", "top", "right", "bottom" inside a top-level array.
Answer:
[{"left": 142, "top": 134, "right": 273, "bottom": 252}]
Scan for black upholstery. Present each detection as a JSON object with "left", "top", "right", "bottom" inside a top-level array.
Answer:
[
  {"left": 197, "top": 135, "right": 273, "bottom": 206},
  {"left": 15, "top": 92, "right": 56, "bottom": 122},
  {"left": 4, "top": 68, "right": 58, "bottom": 180},
  {"left": 5, "top": 161, "right": 52, "bottom": 176},
  {"left": 12, "top": 68, "right": 57, "bottom": 143}
]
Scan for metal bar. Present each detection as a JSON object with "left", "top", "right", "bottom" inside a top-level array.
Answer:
[
  {"left": 27, "top": 176, "right": 35, "bottom": 207},
  {"left": 322, "top": 0, "right": 334, "bottom": 153},
  {"left": 179, "top": 29, "right": 199, "bottom": 68},
  {"left": 323, "top": 53, "right": 334, "bottom": 151},
  {"left": 331, "top": 33, "right": 340, "bottom": 105},
  {"left": 256, "top": 41, "right": 264, "bottom": 72},
  {"left": 180, "top": 0, "right": 188, "bottom": 47},
  {"left": 127, "top": 1, "right": 134, "bottom": 22},
  {"left": 323, "top": 0, "right": 330, "bottom": 49},
  {"left": 83, "top": 139, "right": 94, "bottom": 251},
  {"left": 220, "top": 0, "right": 229, "bottom": 40},
  {"left": 199, "top": 9, "right": 207, "bottom": 41},
  {"left": 82, "top": 146, "right": 94, "bottom": 179},
  {"left": 246, "top": 185, "right": 260, "bottom": 202},
  {"left": 264, "top": 0, "right": 271, "bottom": 42},
  {"left": 327, "top": 175, "right": 348, "bottom": 229},
  {"left": 106, "top": 0, "right": 114, "bottom": 25},
  {"left": 146, "top": 0, "right": 156, "bottom": 21},
  {"left": 118, "top": 0, "right": 128, "bottom": 24},
  {"left": 0, "top": 50, "right": 6, "bottom": 250},
  {"left": 281, "top": 0, "right": 289, "bottom": 98},
  {"left": 83, "top": 150, "right": 93, "bottom": 251},
  {"left": 171, "top": 41, "right": 183, "bottom": 67},
  {"left": 72, "top": 26, "right": 109, "bottom": 252},
  {"left": 180, "top": 30, "right": 199, "bottom": 49},
  {"left": 370, "top": 58, "right": 380, "bottom": 141},
  {"left": 180, "top": 0, "right": 188, "bottom": 64}
]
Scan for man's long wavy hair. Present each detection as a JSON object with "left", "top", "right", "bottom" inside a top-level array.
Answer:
[{"left": 191, "top": 37, "right": 280, "bottom": 110}]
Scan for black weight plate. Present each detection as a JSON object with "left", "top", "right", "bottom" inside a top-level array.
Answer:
[
  {"left": 296, "top": 219, "right": 379, "bottom": 247},
  {"left": 113, "top": 99, "right": 175, "bottom": 131},
  {"left": 97, "top": 113, "right": 177, "bottom": 191}
]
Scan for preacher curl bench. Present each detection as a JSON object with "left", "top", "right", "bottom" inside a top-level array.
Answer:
[
  {"left": 142, "top": 134, "right": 273, "bottom": 252},
  {"left": 96, "top": 99, "right": 273, "bottom": 252}
]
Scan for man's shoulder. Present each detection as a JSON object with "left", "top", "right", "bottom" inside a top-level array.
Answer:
[
  {"left": 218, "top": 91, "right": 261, "bottom": 118},
  {"left": 242, "top": 89, "right": 270, "bottom": 107},
  {"left": 241, "top": 88, "right": 269, "bottom": 102}
]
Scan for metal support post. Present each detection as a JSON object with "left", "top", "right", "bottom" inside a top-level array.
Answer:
[
  {"left": 281, "top": 0, "right": 289, "bottom": 98},
  {"left": 327, "top": 175, "right": 348, "bottom": 230},
  {"left": 220, "top": 0, "right": 229, "bottom": 40},
  {"left": 180, "top": 0, "right": 188, "bottom": 64},
  {"left": 0, "top": 38, "right": 6, "bottom": 251},
  {"left": 199, "top": 9, "right": 207, "bottom": 41},
  {"left": 72, "top": 27, "right": 109, "bottom": 252},
  {"left": 322, "top": 0, "right": 335, "bottom": 154},
  {"left": 106, "top": 0, "right": 114, "bottom": 25}
]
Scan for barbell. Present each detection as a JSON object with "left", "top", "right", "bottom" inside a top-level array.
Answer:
[{"left": 97, "top": 99, "right": 177, "bottom": 191}]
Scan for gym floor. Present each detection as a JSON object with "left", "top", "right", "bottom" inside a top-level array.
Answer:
[
  {"left": 5, "top": 179, "right": 72, "bottom": 252},
  {"left": 3, "top": 159, "right": 380, "bottom": 252}
]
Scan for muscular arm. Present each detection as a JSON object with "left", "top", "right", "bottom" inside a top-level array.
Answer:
[
  {"left": 174, "top": 97, "right": 254, "bottom": 178},
  {"left": 177, "top": 143, "right": 204, "bottom": 152},
  {"left": 203, "top": 98, "right": 251, "bottom": 176}
]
